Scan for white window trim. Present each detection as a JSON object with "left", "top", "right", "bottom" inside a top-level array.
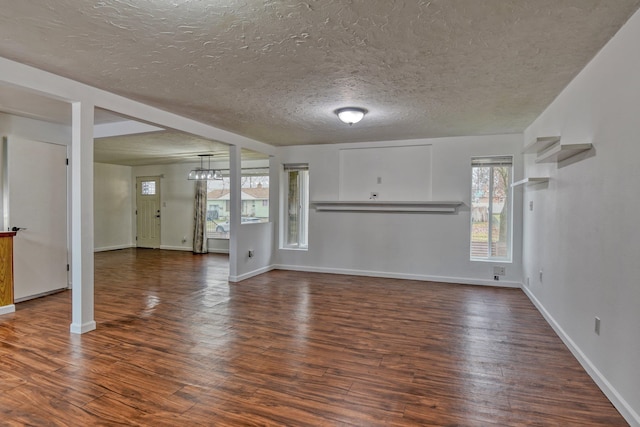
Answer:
[
  {"left": 470, "top": 156, "right": 513, "bottom": 262},
  {"left": 282, "top": 164, "right": 309, "bottom": 250}
]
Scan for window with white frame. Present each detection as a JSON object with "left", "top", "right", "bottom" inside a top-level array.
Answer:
[
  {"left": 283, "top": 164, "right": 309, "bottom": 249},
  {"left": 470, "top": 156, "right": 512, "bottom": 261},
  {"left": 206, "top": 168, "right": 270, "bottom": 239}
]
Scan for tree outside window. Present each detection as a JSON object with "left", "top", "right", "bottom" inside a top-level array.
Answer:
[{"left": 470, "top": 157, "right": 512, "bottom": 260}]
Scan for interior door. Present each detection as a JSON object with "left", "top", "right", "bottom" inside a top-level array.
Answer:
[
  {"left": 136, "top": 176, "right": 161, "bottom": 248},
  {"left": 7, "top": 136, "right": 68, "bottom": 301}
]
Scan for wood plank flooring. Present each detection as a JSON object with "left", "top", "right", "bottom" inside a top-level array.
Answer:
[{"left": 0, "top": 248, "right": 627, "bottom": 426}]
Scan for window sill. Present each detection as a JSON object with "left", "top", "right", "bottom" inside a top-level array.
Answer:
[
  {"left": 280, "top": 246, "right": 308, "bottom": 252},
  {"left": 470, "top": 257, "right": 512, "bottom": 264}
]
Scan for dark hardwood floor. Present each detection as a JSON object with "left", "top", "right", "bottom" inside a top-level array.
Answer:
[{"left": 0, "top": 248, "right": 627, "bottom": 426}]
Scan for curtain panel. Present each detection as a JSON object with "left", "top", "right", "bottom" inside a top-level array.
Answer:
[{"left": 193, "top": 180, "right": 208, "bottom": 254}]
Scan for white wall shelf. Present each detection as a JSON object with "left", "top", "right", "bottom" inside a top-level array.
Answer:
[
  {"left": 535, "top": 143, "right": 592, "bottom": 163},
  {"left": 524, "top": 135, "right": 593, "bottom": 164},
  {"left": 311, "top": 201, "right": 463, "bottom": 213},
  {"left": 511, "top": 177, "right": 550, "bottom": 188},
  {"left": 523, "top": 136, "right": 560, "bottom": 154}
]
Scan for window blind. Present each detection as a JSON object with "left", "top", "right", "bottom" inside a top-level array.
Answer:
[
  {"left": 471, "top": 156, "right": 513, "bottom": 167},
  {"left": 283, "top": 163, "right": 309, "bottom": 171}
]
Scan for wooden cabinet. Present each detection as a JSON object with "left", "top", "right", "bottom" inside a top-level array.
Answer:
[{"left": 0, "top": 232, "right": 16, "bottom": 307}]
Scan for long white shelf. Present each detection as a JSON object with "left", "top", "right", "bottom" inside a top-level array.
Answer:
[
  {"left": 311, "top": 200, "right": 463, "bottom": 213},
  {"left": 535, "top": 143, "right": 593, "bottom": 163},
  {"left": 511, "top": 177, "right": 550, "bottom": 188},
  {"left": 523, "top": 136, "right": 561, "bottom": 154}
]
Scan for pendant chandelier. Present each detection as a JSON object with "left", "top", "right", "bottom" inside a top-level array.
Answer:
[{"left": 188, "top": 154, "right": 222, "bottom": 180}]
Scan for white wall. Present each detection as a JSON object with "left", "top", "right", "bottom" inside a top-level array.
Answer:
[
  {"left": 228, "top": 156, "right": 279, "bottom": 280},
  {"left": 0, "top": 113, "right": 70, "bottom": 146},
  {"left": 275, "top": 134, "right": 523, "bottom": 286},
  {"left": 208, "top": 238, "right": 229, "bottom": 254},
  {"left": 232, "top": 222, "right": 274, "bottom": 281},
  {"left": 522, "top": 9, "right": 640, "bottom": 426},
  {"left": 94, "top": 163, "right": 133, "bottom": 251},
  {"left": 339, "top": 144, "right": 432, "bottom": 201}
]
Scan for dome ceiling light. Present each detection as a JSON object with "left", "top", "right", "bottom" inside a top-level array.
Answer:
[{"left": 335, "top": 107, "right": 367, "bottom": 125}]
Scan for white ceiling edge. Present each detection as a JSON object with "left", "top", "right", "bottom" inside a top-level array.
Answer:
[{"left": 94, "top": 120, "right": 164, "bottom": 139}]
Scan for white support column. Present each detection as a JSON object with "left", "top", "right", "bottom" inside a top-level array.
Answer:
[
  {"left": 70, "top": 101, "right": 96, "bottom": 334},
  {"left": 228, "top": 145, "right": 241, "bottom": 281}
]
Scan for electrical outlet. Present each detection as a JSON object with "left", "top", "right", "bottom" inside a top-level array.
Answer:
[
  {"left": 377, "top": 177, "right": 382, "bottom": 184},
  {"left": 529, "top": 200, "right": 534, "bottom": 211},
  {"left": 594, "top": 317, "right": 601, "bottom": 335},
  {"left": 493, "top": 266, "right": 506, "bottom": 276},
  {"left": 539, "top": 269, "right": 543, "bottom": 282}
]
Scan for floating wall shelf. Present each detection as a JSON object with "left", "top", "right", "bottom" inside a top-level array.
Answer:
[
  {"left": 522, "top": 136, "right": 561, "bottom": 154},
  {"left": 511, "top": 177, "right": 550, "bottom": 188},
  {"left": 523, "top": 135, "right": 593, "bottom": 164},
  {"left": 311, "top": 201, "right": 463, "bottom": 213},
  {"left": 535, "top": 143, "right": 593, "bottom": 163}
]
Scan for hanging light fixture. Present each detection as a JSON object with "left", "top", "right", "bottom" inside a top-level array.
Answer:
[
  {"left": 188, "top": 154, "right": 222, "bottom": 180},
  {"left": 335, "top": 107, "right": 367, "bottom": 125}
]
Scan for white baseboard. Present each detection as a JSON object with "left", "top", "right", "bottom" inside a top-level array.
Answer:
[
  {"left": 0, "top": 304, "right": 15, "bottom": 315},
  {"left": 160, "top": 245, "right": 192, "bottom": 252},
  {"left": 70, "top": 320, "right": 97, "bottom": 335},
  {"left": 521, "top": 285, "right": 640, "bottom": 427},
  {"left": 160, "top": 246, "right": 229, "bottom": 254},
  {"left": 95, "top": 245, "right": 229, "bottom": 254},
  {"left": 207, "top": 249, "right": 230, "bottom": 254},
  {"left": 229, "top": 265, "right": 275, "bottom": 283},
  {"left": 94, "top": 244, "right": 135, "bottom": 252},
  {"left": 273, "top": 264, "right": 521, "bottom": 288},
  {"left": 14, "top": 288, "right": 67, "bottom": 303}
]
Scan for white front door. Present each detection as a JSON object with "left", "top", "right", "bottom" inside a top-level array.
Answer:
[
  {"left": 136, "top": 176, "right": 161, "bottom": 248},
  {"left": 6, "top": 136, "right": 68, "bottom": 301}
]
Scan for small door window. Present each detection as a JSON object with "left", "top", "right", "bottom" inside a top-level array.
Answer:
[{"left": 141, "top": 181, "right": 156, "bottom": 195}]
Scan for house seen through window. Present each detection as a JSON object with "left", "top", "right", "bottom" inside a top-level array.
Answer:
[
  {"left": 206, "top": 170, "right": 269, "bottom": 239},
  {"left": 470, "top": 156, "right": 512, "bottom": 261}
]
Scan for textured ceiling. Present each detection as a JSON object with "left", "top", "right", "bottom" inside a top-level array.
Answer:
[
  {"left": 0, "top": 1, "right": 639, "bottom": 146},
  {"left": 94, "top": 130, "right": 267, "bottom": 166},
  {"left": 95, "top": 130, "right": 225, "bottom": 166}
]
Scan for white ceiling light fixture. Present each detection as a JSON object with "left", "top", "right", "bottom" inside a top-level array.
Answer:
[
  {"left": 188, "top": 154, "right": 222, "bottom": 180},
  {"left": 335, "top": 107, "right": 367, "bottom": 125}
]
